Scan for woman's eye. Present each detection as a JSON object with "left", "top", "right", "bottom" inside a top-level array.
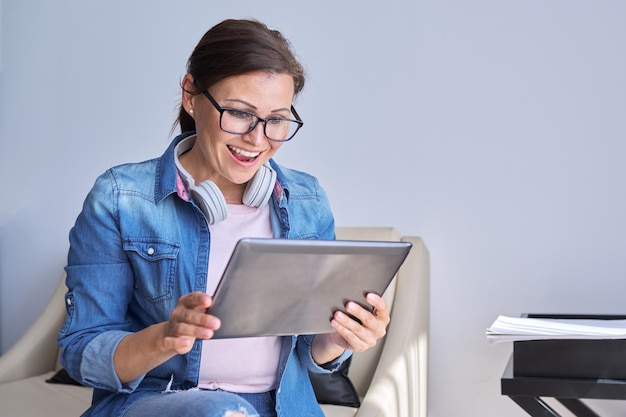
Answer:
[
  {"left": 227, "top": 109, "right": 253, "bottom": 120},
  {"left": 267, "top": 118, "right": 286, "bottom": 126}
]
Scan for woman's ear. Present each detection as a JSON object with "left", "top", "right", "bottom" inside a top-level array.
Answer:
[{"left": 181, "top": 74, "right": 196, "bottom": 116}]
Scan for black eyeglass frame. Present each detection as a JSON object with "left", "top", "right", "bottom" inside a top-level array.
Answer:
[{"left": 199, "top": 89, "right": 304, "bottom": 142}]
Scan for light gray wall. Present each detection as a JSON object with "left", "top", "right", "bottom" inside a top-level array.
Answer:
[{"left": 2, "top": 1, "right": 626, "bottom": 416}]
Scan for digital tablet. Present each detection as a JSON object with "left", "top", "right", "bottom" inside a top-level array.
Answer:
[{"left": 207, "top": 238, "right": 412, "bottom": 339}]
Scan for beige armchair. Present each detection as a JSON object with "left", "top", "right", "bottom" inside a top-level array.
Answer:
[{"left": 0, "top": 227, "right": 429, "bottom": 417}]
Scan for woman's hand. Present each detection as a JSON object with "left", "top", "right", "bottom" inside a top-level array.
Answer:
[
  {"left": 162, "top": 291, "right": 222, "bottom": 355},
  {"left": 311, "top": 293, "right": 390, "bottom": 365},
  {"left": 114, "top": 291, "right": 220, "bottom": 383}
]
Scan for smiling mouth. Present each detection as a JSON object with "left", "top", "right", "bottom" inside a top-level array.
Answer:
[{"left": 228, "top": 145, "right": 260, "bottom": 162}]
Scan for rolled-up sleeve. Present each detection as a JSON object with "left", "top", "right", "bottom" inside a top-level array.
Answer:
[
  {"left": 297, "top": 334, "right": 353, "bottom": 374},
  {"left": 81, "top": 331, "right": 144, "bottom": 392}
]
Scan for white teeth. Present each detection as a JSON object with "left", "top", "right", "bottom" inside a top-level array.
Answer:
[{"left": 228, "top": 145, "right": 260, "bottom": 158}]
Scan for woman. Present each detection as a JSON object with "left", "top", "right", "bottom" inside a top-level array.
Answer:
[{"left": 58, "top": 19, "right": 390, "bottom": 417}]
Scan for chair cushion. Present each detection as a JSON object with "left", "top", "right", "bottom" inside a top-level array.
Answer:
[
  {"left": 0, "top": 371, "right": 91, "bottom": 417},
  {"left": 320, "top": 403, "right": 358, "bottom": 417}
]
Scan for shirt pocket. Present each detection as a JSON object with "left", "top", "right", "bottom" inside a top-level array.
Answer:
[{"left": 123, "top": 238, "right": 180, "bottom": 302}]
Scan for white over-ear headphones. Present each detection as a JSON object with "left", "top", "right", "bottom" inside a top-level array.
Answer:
[{"left": 174, "top": 135, "right": 277, "bottom": 224}]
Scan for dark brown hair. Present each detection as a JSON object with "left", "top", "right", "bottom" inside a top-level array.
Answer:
[{"left": 175, "top": 19, "right": 306, "bottom": 133}]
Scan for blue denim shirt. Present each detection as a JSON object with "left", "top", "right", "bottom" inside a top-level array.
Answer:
[{"left": 58, "top": 132, "right": 351, "bottom": 417}]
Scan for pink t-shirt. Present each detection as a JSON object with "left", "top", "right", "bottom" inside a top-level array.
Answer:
[{"left": 198, "top": 203, "right": 282, "bottom": 393}]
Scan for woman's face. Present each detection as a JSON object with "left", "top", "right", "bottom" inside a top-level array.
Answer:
[{"left": 181, "top": 71, "right": 295, "bottom": 202}]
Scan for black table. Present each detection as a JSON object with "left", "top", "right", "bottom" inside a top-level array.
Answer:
[{"left": 501, "top": 356, "right": 626, "bottom": 416}]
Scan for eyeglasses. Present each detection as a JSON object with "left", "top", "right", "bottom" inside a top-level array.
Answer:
[{"left": 201, "top": 90, "right": 304, "bottom": 142}]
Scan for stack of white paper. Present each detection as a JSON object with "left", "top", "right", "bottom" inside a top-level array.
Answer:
[{"left": 486, "top": 315, "right": 626, "bottom": 343}]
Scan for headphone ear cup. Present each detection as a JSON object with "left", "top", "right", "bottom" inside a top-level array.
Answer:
[
  {"left": 190, "top": 180, "right": 228, "bottom": 225},
  {"left": 243, "top": 163, "right": 277, "bottom": 208}
]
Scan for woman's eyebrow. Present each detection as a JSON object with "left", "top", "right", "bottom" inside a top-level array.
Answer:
[
  {"left": 223, "top": 98, "right": 256, "bottom": 108},
  {"left": 223, "top": 98, "right": 290, "bottom": 114}
]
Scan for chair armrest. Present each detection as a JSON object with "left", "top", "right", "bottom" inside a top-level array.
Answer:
[
  {"left": 0, "top": 275, "right": 67, "bottom": 384},
  {"left": 356, "top": 236, "right": 429, "bottom": 417}
]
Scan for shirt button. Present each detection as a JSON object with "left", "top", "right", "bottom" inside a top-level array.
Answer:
[
  {"left": 66, "top": 298, "right": 72, "bottom": 306},
  {"left": 147, "top": 247, "right": 155, "bottom": 255}
]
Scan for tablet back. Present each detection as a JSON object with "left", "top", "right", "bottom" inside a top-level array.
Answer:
[{"left": 208, "top": 238, "right": 412, "bottom": 339}]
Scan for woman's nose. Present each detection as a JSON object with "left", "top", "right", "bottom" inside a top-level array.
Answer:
[{"left": 244, "top": 122, "right": 266, "bottom": 145}]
